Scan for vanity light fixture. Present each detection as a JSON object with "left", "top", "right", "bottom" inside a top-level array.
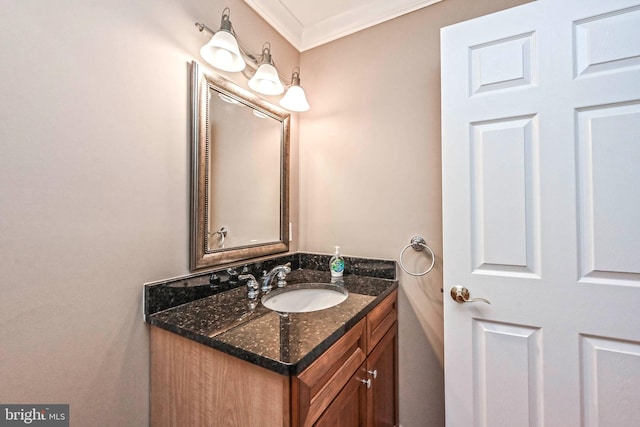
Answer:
[
  {"left": 248, "top": 44, "right": 284, "bottom": 96},
  {"left": 195, "top": 8, "right": 311, "bottom": 112},
  {"left": 279, "top": 68, "right": 310, "bottom": 112},
  {"left": 198, "top": 9, "right": 245, "bottom": 72}
]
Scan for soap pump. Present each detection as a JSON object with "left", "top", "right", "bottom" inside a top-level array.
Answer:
[{"left": 329, "top": 246, "right": 345, "bottom": 278}]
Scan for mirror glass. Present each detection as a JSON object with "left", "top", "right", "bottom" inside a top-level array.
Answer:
[{"left": 191, "top": 61, "right": 290, "bottom": 270}]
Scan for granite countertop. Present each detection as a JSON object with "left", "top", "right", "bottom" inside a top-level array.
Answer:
[{"left": 147, "top": 268, "right": 397, "bottom": 375}]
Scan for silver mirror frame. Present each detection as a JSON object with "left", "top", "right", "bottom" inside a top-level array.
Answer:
[{"left": 190, "top": 61, "right": 290, "bottom": 270}]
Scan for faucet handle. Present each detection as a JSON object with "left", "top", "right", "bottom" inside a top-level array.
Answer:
[
  {"left": 275, "top": 263, "right": 291, "bottom": 288},
  {"left": 239, "top": 274, "right": 259, "bottom": 299},
  {"left": 276, "top": 270, "right": 288, "bottom": 288}
]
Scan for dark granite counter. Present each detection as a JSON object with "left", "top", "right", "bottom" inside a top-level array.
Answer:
[{"left": 145, "top": 254, "right": 397, "bottom": 376}]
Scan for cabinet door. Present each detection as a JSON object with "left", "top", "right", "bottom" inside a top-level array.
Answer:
[
  {"left": 367, "top": 324, "right": 398, "bottom": 427},
  {"left": 313, "top": 367, "right": 367, "bottom": 427},
  {"left": 293, "top": 320, "right": 367, "bottom": 426}
]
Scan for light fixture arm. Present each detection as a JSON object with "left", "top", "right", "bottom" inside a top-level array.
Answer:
[{"left": 194, "top": 22, "right": 215, "bottom": 35}]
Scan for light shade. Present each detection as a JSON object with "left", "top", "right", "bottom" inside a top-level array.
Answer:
[
  {"left": 279, "top": 70, "right": 310, "bottom": 112},
  {"left": 248, "top": 63, "right": 284, "bottom": 95},
  {"left": 280, "top": 85, "right": 310, "bottom": 112},
  {"left": 200, "top": 30, "right": 245, "bottom": 72}
]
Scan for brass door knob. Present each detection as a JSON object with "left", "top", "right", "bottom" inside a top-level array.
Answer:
[{"left": 450, "top": 286, "right": 490, "bottom": 304}]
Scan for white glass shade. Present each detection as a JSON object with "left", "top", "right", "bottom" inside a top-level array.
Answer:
[
  {"left": 200, "top": 31, "right": 245, "bottom": 72},
  {"left": 279, "top": 85, "right": 310, "bottom": 112},
  {"left": 248, "top": 63, "right": 284, "bottom": 95}
]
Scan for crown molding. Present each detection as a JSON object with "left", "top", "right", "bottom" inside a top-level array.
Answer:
[
  {"left": 245, "top": 0, "right": 443, "bottom": 52},
  {"left": 300, "top": 0, "right": 443, "bottom": 51},
  {"left": 244, "top": 0, "right": 304, "bottom": 50}
]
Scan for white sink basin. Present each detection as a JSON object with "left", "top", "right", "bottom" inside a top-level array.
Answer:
[{"left": 261, "top": 283, "right": 348, "bottom": 313}]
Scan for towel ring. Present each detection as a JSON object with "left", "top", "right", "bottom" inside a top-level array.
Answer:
[
  {"left": 399, "top": 235, "right": 435, "bottom": 276},
  {"left": 209, "top": 226, "right": 228, "bottom": 248}
]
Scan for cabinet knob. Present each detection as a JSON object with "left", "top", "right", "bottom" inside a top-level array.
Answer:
[
  {"left": 367, "top": 369, "right": 377, "bottom": 379},
  {"left": 360, "top": 378, "right": 371, "bottom": 389}
]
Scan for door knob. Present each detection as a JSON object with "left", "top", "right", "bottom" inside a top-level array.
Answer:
[{"left": 450, "top": 286, "right": 490, "bottom": 304}]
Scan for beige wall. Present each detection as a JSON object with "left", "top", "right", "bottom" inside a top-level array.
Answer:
[
  {"left": 0, "top": 0, "right": 298, "bottom": 425},
  {"left": 298, "top": 0, "right": 531, "bottom": 425}
]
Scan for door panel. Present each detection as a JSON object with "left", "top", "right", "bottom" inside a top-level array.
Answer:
[
  {"left": 442, "top": 1, "right": 640, "bottom": 426},
  {"left": 473, "top": 321, "right": 542, "bottom": 427},
  {"left": 581, "top": 336, "right": 640, "bottom": 427},
  {"left": 574, "top": 6, "right": 640, "bottom": 77},
  {"left": 469, "top": 32, "right": 536, "bottom": 95},
  {"left": 470, "top": 115, "right": 539, "bottom": 276},
  {"left": 576, "top": 102, "right": 640, "bottom": 280}
]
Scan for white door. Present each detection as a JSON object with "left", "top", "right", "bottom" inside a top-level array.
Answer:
[{"left": 441, "top": 1, "right": 640, "bottom": 426}]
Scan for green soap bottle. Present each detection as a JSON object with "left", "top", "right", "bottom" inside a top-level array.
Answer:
[{"left": 329, "top": 246, "right": 345, "bottom": 278}]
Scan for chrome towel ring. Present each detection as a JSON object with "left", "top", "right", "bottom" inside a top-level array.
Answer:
[
  {"left": 399, "top": 235, "right": 435, "bottom": 276},
  {"left": 209, "top": 226, "right": 228, "bottom": 248}
]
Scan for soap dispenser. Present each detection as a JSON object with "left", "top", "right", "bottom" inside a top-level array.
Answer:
[{"left": 329, "top": 246, "right": 345, "bottom": 278}]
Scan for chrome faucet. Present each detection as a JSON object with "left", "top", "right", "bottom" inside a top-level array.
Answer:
[{"left": 261, "top": 262, "right": 291, "bottom": 293}]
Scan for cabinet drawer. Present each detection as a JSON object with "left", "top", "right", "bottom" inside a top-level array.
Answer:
[
  {"left": 366, "top": 290, "right": 397, "bottom": 354},
  {"left": 292, "top": 319, "right": 366, "bottom": 427}
]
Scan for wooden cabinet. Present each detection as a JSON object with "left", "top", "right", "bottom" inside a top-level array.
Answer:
[
  {"left": 313, "top": 367, "right": 367, "bottom": 427},
  {"left": 309, "top": 325, "right": 397, "bottom": 427},
  {"left": 150, "top": 289, "right": 398, "bottom": 427},
  {"left": 150, "top": 327, "right": 291, "bottom": 427},
  {"left": 366, "top": 325, "right": 397, "bottom": 427},
  {"left": 365, "top": 290, "right": 399, "bottom": 426},
  {"left": 293, "top": 289, "right": 398, "bottom": 427},
  {"left": 292, "top": 320, "right": 367, "bottom": 426}
]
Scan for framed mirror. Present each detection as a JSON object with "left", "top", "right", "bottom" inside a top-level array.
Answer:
[{"left": 190, "top": 61, "right": 290, "bottom": 270}]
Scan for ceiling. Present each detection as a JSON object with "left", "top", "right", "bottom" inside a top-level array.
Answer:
[{"left": 244, "top": 0, "right": 443, "bottom": 52}]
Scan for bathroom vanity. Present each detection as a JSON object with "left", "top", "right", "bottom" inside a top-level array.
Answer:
[
  {"left": 170, "top": 65, "right": 398, "bottom": 425},
  {"left": 145, "top": 253, "right": 398, "bottom": 426}
]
